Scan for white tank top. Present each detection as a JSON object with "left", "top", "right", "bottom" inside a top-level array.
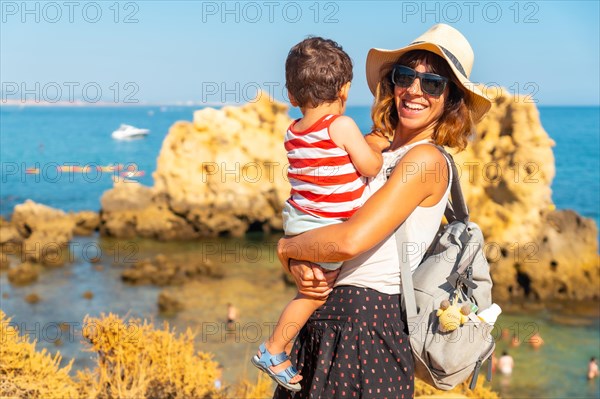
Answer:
[{"left": 334, "top": 140, "right": 452, "bottom": 295}]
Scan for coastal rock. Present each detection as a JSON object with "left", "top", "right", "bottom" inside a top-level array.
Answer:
[
  {"left": 71, "top": 211, "right": 100, "bottom": 236},
  {"left": 157, "top": 290, "right": 184, "bottom": 313},
  {"left": 11, "top": 200, "right": 75, "bottom": 265},
  {"left": 0, "top": 257, "right": 9, "bottom": 270},
  {"left": 82, "top": 291, "right": 94, "bottom": 300},
  {"left": 3, "top": 202, "right": 100, "bottom": 271},
  {"left": 99, "top": 180, "right": 202, "bottom": 240},
  {"left": 489, "top": 209, "right": 598, "bottom": 302},
  {"left": 0, "top": 216, "right": 21, "bottom": 270},
  {"left": 0, "top": 234, "right": 21, "bottom": 273},
  {"left": 100, "top": 92, "right": 290, "bottom": 238},
  {"left": 24, "top": 293, "right": 41, "bottom": 304},
  {"left": 0, "top": 224, "right": 21, "bottom": 246},
  {"left": 452, "top": 89, "right": 599, "bottom": 301},
  {"left": 121, "top": 253, "right": 221, "bottom": 286},
  {"left": 453, "top": 89, "right": 556, "bottom": 245},
  {"left": 7, "top": 262, "right": 40, "bottom": 285}
]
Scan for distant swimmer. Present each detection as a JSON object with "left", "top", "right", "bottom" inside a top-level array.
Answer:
[
  {"left": 510, "top": 333, "right": 521, "bottom": 348},
  {"left": 588, "top": 357, "right": 599, "bottom": 380},
  {"left": 226, "top": 303, "right": 238, "bottom": 327},
  {"left": 528, "top": 332, "right": 544, "bottom": 349},
  {"left": 498, "top": 351, "right": 514, "bottom": 375},
  {"left": 214, "top": 363, "right": 224, "bottom": 389}
]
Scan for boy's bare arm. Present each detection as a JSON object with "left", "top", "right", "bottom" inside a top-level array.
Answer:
[
  {"left": 364, "top": 133, "right": 391, "bottom": 153},
  {"left": 329, "top": 116, "right": 383, "bottom": 177}
]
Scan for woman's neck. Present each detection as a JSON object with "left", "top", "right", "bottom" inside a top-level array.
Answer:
[{"left": 390, "top": 126, "right": 435, "bottom": 150}]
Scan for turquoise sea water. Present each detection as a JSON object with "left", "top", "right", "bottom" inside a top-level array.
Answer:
[
  {"left": 0, "top": 234, "right": 598, "bottom": 399},
  {"left": 1, "top": 105, "right": 599, "bottom": 398},
  {"left": 1, "top": 105, "right": 599, "bottom": 227}
]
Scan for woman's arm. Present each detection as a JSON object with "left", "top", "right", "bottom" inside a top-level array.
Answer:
[{"left": 278, "top": 144, "right": 448, "bottom": 266}]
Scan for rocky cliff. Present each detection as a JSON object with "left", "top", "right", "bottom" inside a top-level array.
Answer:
[
  {"left": 94, "top": 91, "right": 598, "bottom": 301},
  {"left": 0, "top": 201, "right": 99, "bottom": 284},
  {"left": 100, "top": 94, "right": 291, "bottom": 239},
  {"left": 453, "top": 90, "right": 598, "bottom": 302}
]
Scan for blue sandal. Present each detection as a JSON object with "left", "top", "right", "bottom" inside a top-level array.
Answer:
[{"left": 251, "top": 343, "right": 301, "bottom": 392}]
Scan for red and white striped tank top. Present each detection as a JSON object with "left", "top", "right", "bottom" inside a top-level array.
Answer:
[{"left": 284, "top": 114, "right": 367, "bottom": 219}]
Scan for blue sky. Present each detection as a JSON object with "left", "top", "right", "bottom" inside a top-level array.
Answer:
[{"left": 1, "top": 0, "right": 599, "bottom": 106}]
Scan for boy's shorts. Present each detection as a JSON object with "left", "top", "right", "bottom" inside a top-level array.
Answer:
[{"left": 282, "top": 201, "right": 343, "bottom": 271}]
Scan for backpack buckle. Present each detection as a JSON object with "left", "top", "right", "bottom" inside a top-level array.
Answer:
[{"left": 447, "top": 272, "right": 478, "bottom": 291}]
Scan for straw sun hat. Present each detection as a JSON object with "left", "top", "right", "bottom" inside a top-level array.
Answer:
[{"left": 366, "top": 24, "right": 491, "bottom": 122}]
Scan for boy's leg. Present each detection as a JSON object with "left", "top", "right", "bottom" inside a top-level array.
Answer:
[
  {"left": 269, "top": 204, "right": 339, "bottom": 381},
  {"left": 259, "top": 293, "right": 326, "bottom": 382}
]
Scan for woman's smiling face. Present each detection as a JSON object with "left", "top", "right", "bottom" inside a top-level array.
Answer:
[{"left": 394, "top": 63, "right": 448, "bottom": 137}]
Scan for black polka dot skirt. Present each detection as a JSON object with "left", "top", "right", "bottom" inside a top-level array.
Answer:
[{"left": 273, "top": 286, "right": 414, "bottom": 399}]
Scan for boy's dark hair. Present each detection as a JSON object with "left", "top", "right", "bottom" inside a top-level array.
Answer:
[{"left": 285, "top": 36, "right": 353, "bottom": 108}]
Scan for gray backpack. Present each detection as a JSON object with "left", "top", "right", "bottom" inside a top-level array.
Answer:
[{"left": 394, "top": 146, "right": 495, "bottom": 390}]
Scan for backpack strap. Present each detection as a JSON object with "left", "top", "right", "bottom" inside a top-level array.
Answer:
[
  {"left": 397, "top": 233, "right": 418, "bottom": 318},
  {"left": 434, "top": 145, "right": 469, "bottom": 224},
  {"left": 396, "top": 144, "right": 470, "bottom": 319}
]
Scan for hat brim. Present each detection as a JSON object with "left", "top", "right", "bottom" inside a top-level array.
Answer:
[{"left": 366, "top": 43, "right": 491, "bottom": 123}]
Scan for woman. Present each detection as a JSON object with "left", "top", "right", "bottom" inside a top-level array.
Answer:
[{"left": 275, "top": 24, "right": 491, "bottom": 399}]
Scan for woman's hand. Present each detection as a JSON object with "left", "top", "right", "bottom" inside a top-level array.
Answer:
[
  {"left": 279, "top": 236, "right": 338, "bottom": 298},
  {"left": 288, "top": 259, "right": 339, "bottom": 299},
  {"left": 365, "top": 132, "right": 391, "bottom": 152}
]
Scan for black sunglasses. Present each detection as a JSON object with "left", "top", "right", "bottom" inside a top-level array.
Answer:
[{"left": 390, "top": 65, "right": 448, "bottom": 97}]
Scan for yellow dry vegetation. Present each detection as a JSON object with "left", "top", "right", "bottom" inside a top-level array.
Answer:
[
  {"left": 0, "top": 310, "right": 273, "bottom": 399},
  {"left": 77, "top": 313, "right": 221, "bottom": 398},
  {"left": 414, "top": 376, "right": 499, "bottom": 399},
  {"left": 228, "top": 373, "right": 274, "bottom": 399},
  {"left": 1, "top": 309, "right": 497, "bottom": 398},
  {"left": 0, "top": 310, "right": 79, "bottom": 398}
]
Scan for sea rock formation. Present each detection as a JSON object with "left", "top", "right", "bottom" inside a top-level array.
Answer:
[
  {"left": 99, "top": 92, "right": 290, "bottom": 239},
  {"left": 121, "top": 253, "right": 221, "bottom": 286},
  {"left": 10, "top": 200, "right": 76, "bottom": 265},
  {"left": 157, "top": 290, "right": 184, "bottom": 313},
  {"left": 1, "top": 201, "right": 101, "bottom": 282},
  {"left": 7, "top": 262, "right": 40, "bottom": 285},
  {"left": 98, "top": 90, "right": 598, "bottom": 301},
  {"left": 451, "top": 89, "right": 599, "bottom": 302},
  {"left": 0, "top": 257, "right": 9, "bottom": 270},
  {"left": 99, "top": 180, "right": 201, "bottom": 240},
  {"left": 72, "top": 211, "right": 100, "bottom": 236},
  {"left": 2, "top": 201, "right": 100, "bottom": 254},
  {"left": 0, "top": 216, "right": 20, "bottom": 246}
]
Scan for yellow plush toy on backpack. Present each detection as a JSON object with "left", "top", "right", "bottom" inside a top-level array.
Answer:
[{"left": 436, "top": 300, "right": 471, "bottom": 332}]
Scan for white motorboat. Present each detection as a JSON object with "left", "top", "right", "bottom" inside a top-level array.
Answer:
[{"left": 111, "top": 124, "right": 150, "bottom": 140}]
